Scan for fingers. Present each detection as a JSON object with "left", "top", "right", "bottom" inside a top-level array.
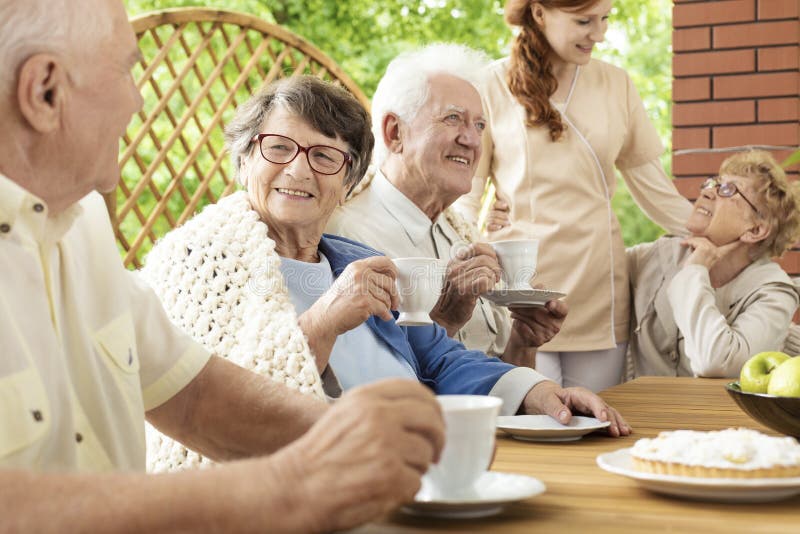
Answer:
[
  {"left": 525, "top": 381, "right": 573, "bottom": 424},
  {"left": 447, "top": 244, "right": 501, "bottom": 296},
  {"left": 559, "top": 387, "right": 632, "bottom": 438},
  {"left": 545, "top": 299, "right": 568, "bottom": 318}
]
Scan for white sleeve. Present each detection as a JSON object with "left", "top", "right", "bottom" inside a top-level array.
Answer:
[
  {"left": 621, "top": 158, "right": 693, "bottom": 237},
  {"left": 668, "top": 265, "right": 798, "bottom": 377}
]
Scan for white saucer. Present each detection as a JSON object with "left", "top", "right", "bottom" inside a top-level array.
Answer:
[
  {"left": 497, "top": 415, "right": 611, "bottom": 442},
  {"left": 597, "top": 448, "right": 800, "bottom": 503},
  {"left": 483, "top": 288, "right": 566, "bottom": 308},
  {"left": 401, "top": 471, "right": 545, "bottom": 519}
]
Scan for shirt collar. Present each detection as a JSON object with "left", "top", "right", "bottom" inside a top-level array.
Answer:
[
  {"left": 372, "top": 169, "right": 448, "bottom": 246},
  {"left": 0, "top": 172, "right": 83, "bottom": 245}
]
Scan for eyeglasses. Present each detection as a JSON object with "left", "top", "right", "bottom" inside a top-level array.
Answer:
[
  {"left": 250, "top": 133, "right": 351, "bottom": 175},
  {"left": 701, "top": 177, "right": 760, "bottom": 216}
]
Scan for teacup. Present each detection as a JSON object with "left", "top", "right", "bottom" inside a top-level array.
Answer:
[
  {"left": 422, "top": 395, "right": 503, "bottom": 498},
  {"left": 392, "top": 257, "right": 446, "bottom": 326},
  {"left": 489, "top": 239, "right": 539, "bottom": 290}
]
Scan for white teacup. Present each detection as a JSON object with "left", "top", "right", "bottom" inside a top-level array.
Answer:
[
  {"left": 422, "top": 395, "right": 503, "bottom": 498},
  {"left": 392, "top": 257, "right": 446, "bottom": 326},
  {"left": 490, "top": 239, "right": 539, "bottom": 290}
]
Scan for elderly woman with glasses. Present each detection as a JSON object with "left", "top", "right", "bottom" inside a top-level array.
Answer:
[
  {"left": 141, "top": 75, "right": 630, "bottom": 470},
  {"left": 626, "top": 150, "right": 800, "bottom": 379}
]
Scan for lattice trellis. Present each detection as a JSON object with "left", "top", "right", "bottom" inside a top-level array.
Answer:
[{"left": 106, "top": 8, "right": 369, "bottom": 269}]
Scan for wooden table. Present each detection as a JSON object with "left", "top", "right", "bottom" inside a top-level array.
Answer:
[{"left": 358, "top": 377, "right": 798, "bottom": 533}]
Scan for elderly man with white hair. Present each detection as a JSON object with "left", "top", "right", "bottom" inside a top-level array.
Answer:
[
  {"left": 0, "top": 1, "right": 449, "bottom": 531},
  {"left": 328, "top": 44, "right": 567, "bottom": 368}
]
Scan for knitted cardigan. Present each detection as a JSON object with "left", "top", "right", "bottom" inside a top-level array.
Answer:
[{"left": 140, "top": 191, "right": 324, "bottom": 473}]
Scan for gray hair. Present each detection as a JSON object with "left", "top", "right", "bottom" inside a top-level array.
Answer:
[
  {"left": 370, "top": 43, "right": 491, "bottom": 167},
  {"left": 0, "top": 0, "right": 111, "bottom": 97},
  {"left": 225, "top": 75, "right": 374, "bottom": 190}
]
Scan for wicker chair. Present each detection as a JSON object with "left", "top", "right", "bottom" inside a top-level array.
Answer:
[{"left": 108, "top": 8, "right": 369, "bottom": 268}]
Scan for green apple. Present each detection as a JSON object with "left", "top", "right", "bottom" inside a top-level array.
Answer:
[
  {"left": 767, "top": 356, "right": 800, "bottom": 397},
  {"left": 740, "top": 351, "right": 791, "bottom": 393}
]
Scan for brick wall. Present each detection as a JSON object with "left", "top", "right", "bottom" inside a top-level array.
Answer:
[{"left": 671, "top": 0, "right": 800, "bottom": 274}]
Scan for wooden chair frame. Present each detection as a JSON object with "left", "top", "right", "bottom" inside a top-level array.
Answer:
[{"left": 107, "top": 8, "right": 369, "bottom": 268}]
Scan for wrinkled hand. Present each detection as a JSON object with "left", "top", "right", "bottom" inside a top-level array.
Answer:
[
  {"left": 305, "top": 256, "right": 398, "bottom": 336},
  {"left": 485, "top": 199, "right": 511, "bottom": 232},
  {"left": 681, "top": 236, "right": 744, "bottom": 269},
  {"left": 281, "top": 379, "right": 445, "bottom": 532},
  {"left": 511, "top": 299, "right": 568, "bottom": 347},
  {"left": 522, "top": 381, "right": 631, "bottom": 437},
  {"left": 430, "top": 243, "right": 501, "bottom": 336}
]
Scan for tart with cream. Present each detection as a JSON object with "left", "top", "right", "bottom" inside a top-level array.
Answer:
[{"left": 631, "top": 428, "right": 800, "bottom": 478}]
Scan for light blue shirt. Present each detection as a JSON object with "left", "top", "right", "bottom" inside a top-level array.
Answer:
[{"left": 279, "top": 253, "right": 416, "bottom": 390}]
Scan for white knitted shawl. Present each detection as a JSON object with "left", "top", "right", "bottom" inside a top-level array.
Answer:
[{"left": 140, "top": 191, "right": 324, "bottom": 472}]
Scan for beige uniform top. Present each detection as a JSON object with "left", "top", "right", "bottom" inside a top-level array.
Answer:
[
  {"left": 456, "top": 58, "right": 692, "bottom": 351},
  {"left": 0, "top": 175, "right": 211, "bottom": 472}
]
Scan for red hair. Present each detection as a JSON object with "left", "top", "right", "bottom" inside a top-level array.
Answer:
[{"left": 505, "top": 0, "right": 600, "bottom": 141}]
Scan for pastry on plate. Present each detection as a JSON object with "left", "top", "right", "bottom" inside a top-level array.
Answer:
[{"left": 631, "top": 428, "right": 800, "bottom": 478}]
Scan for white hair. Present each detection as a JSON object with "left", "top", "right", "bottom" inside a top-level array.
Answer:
[
  {"left": 0, "top": 0, "right": 111, "bottom": 97},
  {"left": 370, "top": 43, "right": 491, "bottom": 167}
]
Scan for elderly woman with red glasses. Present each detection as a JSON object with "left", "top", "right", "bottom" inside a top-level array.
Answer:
[{"left": 627, "top": 150, "right": 800, "bottom": 379}]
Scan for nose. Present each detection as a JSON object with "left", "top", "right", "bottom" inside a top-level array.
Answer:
[
  {"left": 589, "top": 21, "right": 607, "bottom": 43},
  {"left": 284, "top": 150, "right": 314, "bottom": 180},
  {"left": 458, "top": 123, "right": 482, "bottom": 149}
]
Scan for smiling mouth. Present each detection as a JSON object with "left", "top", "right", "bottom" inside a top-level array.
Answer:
[
  {"left": 275, "top": 187, "right": 313, "bottom": 198},
  {"left": 697, "top": 207, "right": 712, "bottom": 216},
  {"left": 446, "top": 156, "right": 470, "bottom": 166},
  {"left": 577, "top": 45, "right": 593, "bottom": 53}
]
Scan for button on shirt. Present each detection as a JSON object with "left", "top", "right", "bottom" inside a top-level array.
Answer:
[
  {"left": 327, "top": 170, "right": 511, "bottom": 356},
  {"left": 0, "top": 175, "right": 211, "bottom": 472},
  {"left": 279, "top": 253, "right": 417, "bottom": 390}
]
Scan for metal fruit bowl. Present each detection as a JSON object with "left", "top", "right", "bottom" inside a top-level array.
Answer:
[{"left": 725, "top": 382, "right": 800, "bottom": 438}]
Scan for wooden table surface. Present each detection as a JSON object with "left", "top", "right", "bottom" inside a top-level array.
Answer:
[{"left": 357, "top": 377, "right": 799, "bottom": 534}]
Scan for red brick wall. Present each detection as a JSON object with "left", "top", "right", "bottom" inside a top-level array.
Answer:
[{"left": 672, "top": 0, "right": 800, "bottom": 274}]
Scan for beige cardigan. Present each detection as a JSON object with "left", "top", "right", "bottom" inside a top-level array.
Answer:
[{"left": 627, "top": 236, "right": 799, "bottom": 378}]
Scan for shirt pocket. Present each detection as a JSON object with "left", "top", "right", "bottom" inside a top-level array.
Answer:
[
  {"left": 0, "top": 366, "right": 50, "bottom": 459},
  {"left": 92, "top": 313, "right": 140, "bottom": 375}
]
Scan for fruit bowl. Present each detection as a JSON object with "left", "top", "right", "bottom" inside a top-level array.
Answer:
[{"left": 725, "top": 382, "right": 800, "bottom": 438}]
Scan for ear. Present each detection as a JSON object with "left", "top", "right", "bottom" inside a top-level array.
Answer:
[
  {"left": 16, "top": 54, "right": 66, "bottom": 133},
  {"left": 530, "top": 2, "right": 545, "bottom": 26},
  {"left": 382, "top": 112, "right": 403, "bottom": 155},
  {"left": 741, "top": 218, "right": 772, "bottom": 245}
]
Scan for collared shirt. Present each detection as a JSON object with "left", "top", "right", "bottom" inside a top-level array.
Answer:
[
  {"left": 0, "top": 174, "right": 211, "bottom": 472},
  {"left": 327, "top": 170, "right": 510, "bottom": 356},
  {"left": 279, "top": 253, "right": 417, "bottom": 389}
]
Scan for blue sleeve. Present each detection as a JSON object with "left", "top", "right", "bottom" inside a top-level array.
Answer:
[{"left": 405, "top": 323, "right": 516, "bottom": 395}]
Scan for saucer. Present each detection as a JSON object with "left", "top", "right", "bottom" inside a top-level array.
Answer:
[
  {"left": 483, "top": 288, "right": 566, "bottom": 308},
  {"left": 497, "top": 415, "right": 611, "bottom": 442},
  {"left": 401, "top": 471, "right": 545, "bottom": 519},
  {"left": 597, "top": 448, "right": 800, "bottom": 503}
]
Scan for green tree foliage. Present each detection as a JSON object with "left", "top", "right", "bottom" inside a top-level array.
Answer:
[{"left": 124, "top": 0, "right": 674, "bottom": 245}]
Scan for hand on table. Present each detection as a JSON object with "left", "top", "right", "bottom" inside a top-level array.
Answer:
[
  {"left": 430, "top": 242, "right": 501, "bottom": 336},
  {"left": 281, "top": 379, "right": 445, "bottom": 532},
  {"left": 522, "top": 381, "right": 632, "bottom": 437},
  {"left": 485, "top": 199, "right": 511, "bottom": 232}
]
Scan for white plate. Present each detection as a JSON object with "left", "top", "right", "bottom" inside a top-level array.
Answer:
[
  {"left": 597, "top": 448, "right": 800, "bottom": 503},
  {"left": 497, "top": 415, "right": 611, "bottom": 442},
  {"left": 483, "top": 288, "right": 566, "bottom": 308},
  {"left": 401, "top": 471, "right": 545, "bottom": 519}
]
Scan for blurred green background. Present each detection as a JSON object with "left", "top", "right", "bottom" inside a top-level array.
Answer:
[{"left": 124, "top": 0, "right": 674, "bottom": 246}]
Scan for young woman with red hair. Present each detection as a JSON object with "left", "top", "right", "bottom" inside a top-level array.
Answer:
[{"left": 456, "top": 0, "right": 692, "bottom": 391}]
